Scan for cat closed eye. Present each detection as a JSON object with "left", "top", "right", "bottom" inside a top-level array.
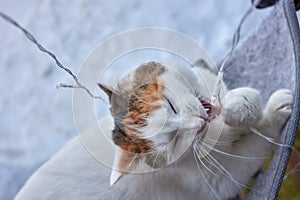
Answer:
[{"left": 164, "top": 96, "right": 178, "bottom": 114}]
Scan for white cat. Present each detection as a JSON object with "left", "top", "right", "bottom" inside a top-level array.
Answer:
[{"left": 15, "top": 62, "right": 292, "bottom": 200}]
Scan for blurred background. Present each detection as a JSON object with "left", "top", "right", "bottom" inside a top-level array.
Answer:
[{"left": 0, "top": 0, "right": 299, "bottom": 199}]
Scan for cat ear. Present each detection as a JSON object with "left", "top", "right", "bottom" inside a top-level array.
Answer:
[
  {"left": 193, "top": 58, "right": 218, "bottom": 75},
  {"left": 98, "top": 83, "right": 113, "bottom": 102},
  {"left": 110, "top": 148, "right": 135, "bottom": 186}
]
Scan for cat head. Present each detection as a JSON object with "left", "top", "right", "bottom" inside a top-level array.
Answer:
[{"left": 98, "top": 62, "right": 220, "bottom": 185}]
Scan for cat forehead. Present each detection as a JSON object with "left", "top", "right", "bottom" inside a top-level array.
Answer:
[
  {"left": 129, "top": 62, "right": 200, "bottom": 95},
  {"left": 133, "top": 61, "right": 166, "bottom": 83},
  {"left": 158, "top": 64, "right": 211, "bottom": 101},
  {"left": 111, "top": 61, "right": 209, "bottom": 113},
  {"left": 112, "top": 62, "right": 165, "bottom": 97}
]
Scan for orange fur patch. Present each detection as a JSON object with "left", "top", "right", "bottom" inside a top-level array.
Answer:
[
  {"left": 126, "top": 78, "right": 164, "bottom": 127},
  {"left": 117, "top": 150, "right": 135, "bottom": 172},
  {"left": 112, "top": 122, "right": 153, "bottom": 153},
  {"left": 111, "top": 62, "right": 166, "bottom": 154},
  {"left": 119, "top": 78, "right": 164, "bottom": 153}
]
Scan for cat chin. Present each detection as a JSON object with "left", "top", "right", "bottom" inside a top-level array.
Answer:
[
  {"left": 196, "top": 122, "right": 208, "bottom": 135},
  {"left": 142, "top": 123, "right": 209, "bottom": 170},
  {"left": 194, "top": 122, "right": 209, "bottom": 142}
]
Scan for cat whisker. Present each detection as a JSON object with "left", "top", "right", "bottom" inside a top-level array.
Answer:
[
  {"left": 284, "top": 162, "right": 300, "bottom": 180},
  {"left": 194, "top": 143, "right": 231, "bottom": 179},
  {"left": 201, "top": 139, "right": 233, "bottom": 147},
  {"left": 193, "top": 143, "right": 219, "bottom": 177},
  {"left": 166, "top": 147, "right": 173, "bottom": 165},
  {"left": 193, "top": 143, "right": 237, "bottom": 194},
  {"left": 147, "top": 149, "right": 164, "bottom": 184},
  {"left": 201, "top": 146, "right": 259, "bottom": 192},
  {"left": 152, "top": 150, "right": 163, "bottom": 169},
  {"left": 194, "top": 144, "right": 254, "bottom": 196},
  {"left": 247, "top": 128, "right": 300, "bottom": 180},
  {"left": 194, "top": 141, "right": 261, "bottom": 193},
  {"left": 249, "top": 127, "right": 293, "bottom": 149},
  {"left": 192, "top": 150, "right": 221, "bottom": 200},
  {"left": 199, "top": 137, "right": 234, "bottom": 147},
  {"left": 202, "top": 142, "right": 269, "bottom": 160}
]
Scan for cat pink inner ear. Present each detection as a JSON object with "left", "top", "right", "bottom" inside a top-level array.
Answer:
[
  {"left": 98, "top": 83, "right": 113, "bottom": 102},
  {"left": 110, "top": 149, "right": 135, "bottom": 186}
]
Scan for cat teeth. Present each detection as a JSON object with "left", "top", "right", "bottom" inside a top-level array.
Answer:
[{"left": 207, "top": 104, "right": 221, "bottom": 122}]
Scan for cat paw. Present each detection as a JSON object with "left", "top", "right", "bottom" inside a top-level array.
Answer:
[
  {"left": 264, "top": 89, "right": 293, "bottom": 125},
  {"left": 221, "top": 87, "right": 262, "bottom": 127}
]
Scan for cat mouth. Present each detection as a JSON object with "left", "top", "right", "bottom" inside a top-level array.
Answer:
[
  {"left": 195, "top": 100, "right": 220, "bottom": 136},
  {"left": 199, "top": 99, "right": 221, "bottom": 122}
]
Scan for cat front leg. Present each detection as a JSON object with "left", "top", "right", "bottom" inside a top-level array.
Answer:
[
  {"left": 209, "top": 89, "right": 292, "bottom": 198},
  {"left": 221, "top": 87, "right": 262, "bottom": 128},
  {"left": 219, "top": 88, "right": 292, "bottom": 143},
  {"left": 255, "top": 89, "right": 293, "bottom": 138},
  {"left": 199, "top": 87, "right": 263, "bottom": 200},
  {"left": 212, "top": 87, "right": 263, "bottom": 144}
]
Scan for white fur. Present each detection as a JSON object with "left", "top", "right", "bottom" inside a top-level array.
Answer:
[
  {"left": 110, "top": 148, "right": 125, "bottom": 185},
  {"left": 138, "top": 67, "right": 208, "bottom": 149},
  {"left": 15, "top": 66, "right": 292, "bottom": 200}
]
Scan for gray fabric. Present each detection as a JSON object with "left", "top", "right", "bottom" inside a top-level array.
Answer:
[
  {"left": 253, "top": 0, "right": 278, "bottom": 9},
  {"left": 224, "top": 1, "right": 295, "bottom": 103},
  {"left": 222, "top": 0, "right": 300, "bottom": 199}
]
